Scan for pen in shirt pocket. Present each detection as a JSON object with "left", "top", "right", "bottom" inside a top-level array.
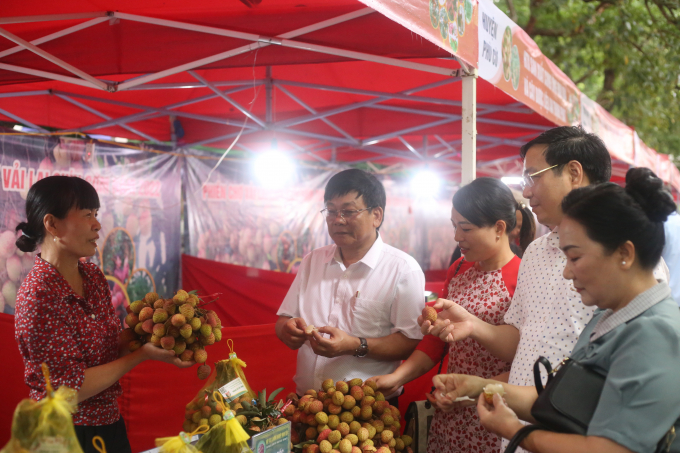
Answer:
[{"left": 355, "top": 290, "right": 360, "bottom": 298}]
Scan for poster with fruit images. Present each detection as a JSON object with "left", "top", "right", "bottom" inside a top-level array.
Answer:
[
  {"left": 359, "top": 0, "right": 479, "bottom": 68},
  {"left": 0, "top": 134, "right": 181, "bottom": 324},
  {"left": 184, "top": 157, "right": 456, "bottom": 273},
  {"left": 477, "top": 0, "right": 581, "bottom": 127}
]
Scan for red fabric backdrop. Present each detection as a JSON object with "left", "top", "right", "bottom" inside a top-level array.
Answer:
[{"left": 1, "top": 257, "right": 446, "bottom": 451}]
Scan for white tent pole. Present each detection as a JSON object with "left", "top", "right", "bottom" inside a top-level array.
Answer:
[
  {"left": 0, "top": 107, "right": 48, "bottom": 132},
  {"left": 0, "top": 62, "right": 102, "bottom": 88},
  {"left": 0, "top": 12, "right": 108, "bottom": 25},
  {"left": 54, "top": 93, "right": 161, "bottom": 142},
  {"left": 0, "top": 17, "right": 108, "bottom": 60},
  {"left": 460, "top": 70, "right": 478, "bottom": 185},
  {"left": 188, "top": 70, "right": 266, "bottom": 127},
  {"left": 0, "top": 26, "right": 109, "bottom": 90},
  {"left": 113, "top": 11, "right": 459, "bottom": 91},
  {"left": 114, "top": 8, "right": 374, "bottom": 91}
]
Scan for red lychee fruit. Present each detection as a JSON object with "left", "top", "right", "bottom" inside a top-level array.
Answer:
[
  {"left": 422, "top": 306, "right": 437, "bottom": 324},
  {"left": 124, "top": 313, "right": 139, "bottom": 328},
  {"left": 142, "top": 319, "right": 155, "bottom": 334},
  {"left": 160, "top": 336, "right": 175, "bottom": 350},
  {"left": 194, "top": 349, "right": 207, "bottom": 363},
  {"left": 138, "top": 306, "right": 153, "bottom": 322},
  {"left": 197, "top": 364, "right": 211, "bottom": 380},
  {"left": 171, "top": 314, "right": 186, "bottom": 327}
]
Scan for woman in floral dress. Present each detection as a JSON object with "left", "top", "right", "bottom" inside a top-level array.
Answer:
[{"left": 369, "top": 177, "right": 533, "bottom": 453}]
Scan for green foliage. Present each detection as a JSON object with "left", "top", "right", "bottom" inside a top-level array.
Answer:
[{"left": 497, "top": 0, "right": 680, "bottom": 158}]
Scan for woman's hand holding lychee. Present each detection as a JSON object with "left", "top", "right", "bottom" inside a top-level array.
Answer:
[
  {"left": 366, "top": 374, "right": 402, "bottom": 396},
  {"left": 419, "top": 298, "right": 475, "bottom": 343},
  {"left": 477, "top": 393, "right": 523, "bottom": 440},
  {"left": 140, "top": 342, "right": 195, "bottom": 368}
]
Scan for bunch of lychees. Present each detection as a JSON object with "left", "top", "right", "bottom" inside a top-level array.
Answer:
[
  {"left": 285, "top": 379, "right": 413, "bottom": 453},
  {"left": 121, "top": 290, "right": 222, "bottom": 379}
]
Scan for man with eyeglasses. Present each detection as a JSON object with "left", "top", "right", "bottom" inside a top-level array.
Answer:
[
  {"left": 424, "top": 126, "right": 670, "bottom": 452},
  {"left": 276, "top": 169, "right": 425, "bottom": 401}
]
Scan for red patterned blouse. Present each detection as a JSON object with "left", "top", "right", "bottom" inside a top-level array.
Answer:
[
  {"left": 417, "top": 256, "right": 521, "bottom": 453},
  {"left": 14, "top": 255, "right": 122, "bottom": 426}
]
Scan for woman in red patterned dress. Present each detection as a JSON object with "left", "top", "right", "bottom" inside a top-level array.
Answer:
[
  {"left": 13, "top": 176, "right": 192, "bottom": 453},
  {"left": 369, "top": 178, "right": 533, "bottom": 453}
]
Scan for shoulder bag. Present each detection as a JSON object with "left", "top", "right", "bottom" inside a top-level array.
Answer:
[{"left": 504, "top": 356, "right": 676, "bottom": 453}]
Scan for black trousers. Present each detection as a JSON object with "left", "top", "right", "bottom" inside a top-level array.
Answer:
[{"left": 74, "top": 417, "right": 132, "bottom": 453}]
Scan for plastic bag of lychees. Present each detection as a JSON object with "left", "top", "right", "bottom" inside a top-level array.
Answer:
[
  {"left": 181, "top": 341, "right": 256, "bottom": 433},
  {"left": 1, "top": 364, "right": 83, "bottom": 453}
]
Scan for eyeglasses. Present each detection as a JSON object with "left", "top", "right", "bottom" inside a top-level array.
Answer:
[
  {"left": 321, "top": 207, "right": 374, "bottom": 220},
  {"left": 521, "top": 164, "right": 559, "bottom": 188}
]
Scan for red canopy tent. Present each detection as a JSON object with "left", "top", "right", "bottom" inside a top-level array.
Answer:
[{"left": 0, "top": 0, "right": 568, "bottom": 185}]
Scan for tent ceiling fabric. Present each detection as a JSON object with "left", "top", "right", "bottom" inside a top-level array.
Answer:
[{"left": 0, "top": 1, "right": 612, "bottom": 179}]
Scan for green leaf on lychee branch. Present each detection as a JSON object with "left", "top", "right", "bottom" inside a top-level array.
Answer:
[
  {"left": 259, "top": 390, "right": 266, "bottom": 408},
  {"left": 268, "top": 387, "right": 284, "bottom": 403},
  {"left": 293, "top": 441, "right": 315, "bottom": 449}
]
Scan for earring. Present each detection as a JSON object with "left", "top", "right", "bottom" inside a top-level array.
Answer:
[{"left": 622, "top": 261, "right": 626, "bottom": 265}]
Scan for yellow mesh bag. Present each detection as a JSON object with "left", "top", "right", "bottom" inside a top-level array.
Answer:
[
  {"left": 194, "top": 393, "right": 254, "bottom": 453},
  {"left": 182, "top": 340, "right": 256, "bottom": 432},
  {"left": 0, "top": 364, "right": 83, "bottom": 453},
  {"left": 155, "top": 425, "right": 209, "bottom": 453}
]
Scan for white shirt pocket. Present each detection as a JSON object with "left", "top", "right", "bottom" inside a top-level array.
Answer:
[{"left": 351, "top": 296, "right": 390, "bottom": 338}]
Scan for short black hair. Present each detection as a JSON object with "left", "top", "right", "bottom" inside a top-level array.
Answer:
[
  {"left": 324, "top": 169, "right": 386, "bottom": 227},
  {"left": 453, "top": 178, "right": 533, "bottom": 244},
  {"left": 561, "top": 167, "right": 675, "bottom": 270},
  {"left": 520, "top": 126, "right": 611, "bottom": 184},
  {"left": 15, "top": 176, "right": 100, "bottom": 252}
]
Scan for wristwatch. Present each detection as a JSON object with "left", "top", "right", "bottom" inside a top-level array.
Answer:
[{"left": 354, "top": 337, "right": 368, "bottom": 357}]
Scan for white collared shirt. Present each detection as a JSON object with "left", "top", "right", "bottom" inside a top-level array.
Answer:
[
  {"left": 502, "top": 228, "right": 669, "bottom": 452},
  {"left": 277, "top": 234, "right": 425, "bottom": 394}
]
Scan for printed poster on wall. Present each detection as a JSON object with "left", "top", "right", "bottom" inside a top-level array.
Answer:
[
  {"left": 0, "top": 135, "right": 181, "bottom": 324},
  {"left": 477, "top": 0, "right": 580, "bottom": 126},
  {"left": 360, "top": 0, "right": 479, "bottom": 67},
  {"left": 184, "top": 156, "right": 456, "bottom": 274}
]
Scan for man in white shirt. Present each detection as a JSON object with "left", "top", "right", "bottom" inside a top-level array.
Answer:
[
  {"left": 424, "top": 126, "right": 669, "bottom": 451},
  {"left": 276, "top": 169, "right": 425, "bottom": 398}
]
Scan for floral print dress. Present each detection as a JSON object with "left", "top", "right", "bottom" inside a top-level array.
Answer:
[{"left": 417, "top": 256, "right": 520, "bottom": 453}]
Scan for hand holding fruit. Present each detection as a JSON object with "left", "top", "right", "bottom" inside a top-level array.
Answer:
[
  {"left": 140, "top": 342, "right": 195, "bottom": 368},
  {"left": 424, "top": 389, "right": 458, "bottom": 412},
  {"left": 419, "top": 298, "right": 476, "bottom": 343},
  {"left": 477, "top": 392, "right": 523, "bottom": 440},
  {"left": 431, "top": 373, "right": 486, "bottom": 408},
  {"left": 366, "top": 374, "right": 402, "bottom": 397},
  {"left": 280, "top": 317, "right": 309, "bottom": 350},
  {"left": 310, "top": 326, "right": 357, "bottom": 358}
]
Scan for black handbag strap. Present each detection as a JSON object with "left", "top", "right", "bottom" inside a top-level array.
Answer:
[
  {"left": 504, "top": 425, "right": 543, "bottom": 453},
  {"left": 533, "top": 356, "right": 555, "bottom": 394}
]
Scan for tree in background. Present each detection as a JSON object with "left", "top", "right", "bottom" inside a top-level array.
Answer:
[{"left": 498, "top": 0, "right": 680, "bottom": 159}]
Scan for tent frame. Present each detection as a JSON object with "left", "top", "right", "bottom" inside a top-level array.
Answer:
[{"left": 0, "top": 7, "right": 560, "bottom": 180}]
